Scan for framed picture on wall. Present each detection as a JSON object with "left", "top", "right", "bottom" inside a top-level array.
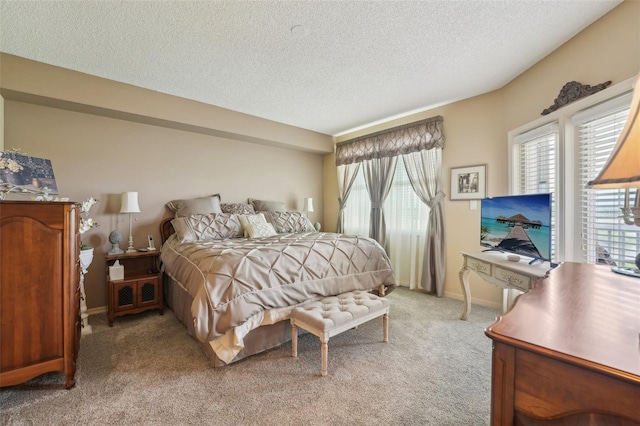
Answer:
[{"left": 450, "top": 164, "right": 486, "bottom": 200}]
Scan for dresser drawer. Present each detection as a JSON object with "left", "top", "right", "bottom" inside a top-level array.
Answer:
[
  {"left": 467, "top": 258, "right": 492, "bottom": 275},
  {"left": 494, "top": 267, "right": 531, "bottom": 291}
]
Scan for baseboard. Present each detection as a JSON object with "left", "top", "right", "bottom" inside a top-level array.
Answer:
[
  {"left": 87, "top": 306, "right": 107, "bottom": 315},
  {"left": 443, "top": 291, "right": 502, "bottom": 310},
  {"left": 396, "top": 284, "right": 503, "bottom": 311}
]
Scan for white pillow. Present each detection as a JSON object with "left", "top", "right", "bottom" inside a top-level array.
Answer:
[{"left": 238, "top": 213, "right": 277, "bottom": 238}]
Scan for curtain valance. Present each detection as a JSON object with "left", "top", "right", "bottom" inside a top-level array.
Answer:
[{"left": 335, "top": 116, "right": 445, "bottom": 166}]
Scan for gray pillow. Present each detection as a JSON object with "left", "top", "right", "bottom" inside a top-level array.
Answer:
[
  {"left": 248, "top": 198, "right": 287, "bottom": 212},
  {"left": 171, "top": 213, "right": 241, "bottom": 242},
  {"left": 263, "top": 211, "right": 315, "bottom": 233},
  {"left": 167, "top": 194, "right": 222, "bottom": 217}
]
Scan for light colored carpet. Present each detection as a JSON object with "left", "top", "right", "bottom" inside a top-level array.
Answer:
[{"left": 1, "top": 288, "right": 499, "bottom": 425}]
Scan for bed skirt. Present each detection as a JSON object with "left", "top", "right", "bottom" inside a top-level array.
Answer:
[{"left": 163, "top": 274, "right": 295, "bottom": 367}]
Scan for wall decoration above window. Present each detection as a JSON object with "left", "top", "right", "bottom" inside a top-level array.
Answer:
[
  {"left": 450, "top": 164, "right": 486, "bottom": 200},
  {"left": 541, "top": 80, "right": 611, "bottom": 115}
]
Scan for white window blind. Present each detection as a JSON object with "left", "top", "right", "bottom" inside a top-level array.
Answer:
[
  {"left": 574, "top": 94, "right": 638, "bottom": 267},
  {"left": 513, "top": 123, "right": 558, "bottom": 260}
]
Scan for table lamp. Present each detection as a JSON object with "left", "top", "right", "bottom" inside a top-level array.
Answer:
[
  {"left": 304, "top": 197, "right": 314, "bottom": 218},
  {"left": 120, "top": 191, "right": 140, "bottom": 253},
  {"left": 587, "top": 75, "right": 640, "bottom": 275}
]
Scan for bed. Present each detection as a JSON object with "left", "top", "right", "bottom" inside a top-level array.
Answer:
[{"left": 159, "top": 200, "right": 396, "bottom": 367}]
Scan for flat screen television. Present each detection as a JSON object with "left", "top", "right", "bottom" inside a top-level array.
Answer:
[{"left": 480, "top": 193, "right": 552, "bottom": 263}]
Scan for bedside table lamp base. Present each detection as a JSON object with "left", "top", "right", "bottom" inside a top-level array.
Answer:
[{"left": 126, "top": 218, "right": 135, "bottom": 253}]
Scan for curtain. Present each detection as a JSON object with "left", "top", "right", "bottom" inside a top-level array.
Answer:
[
  {"left": 336, "top": 163, "right": 361, "bottom": 233},
  {"left": 336, "top": 115, "right": 446, "bottom": 291},
  {"left": 402, "top": 149, "right": 446, "bottom": 296},
  {"left": 384, "top": 159, "right": 429, "bottom": 290},
  {"left": 363, "top": 156, "right": 397, "bottom": 249}
]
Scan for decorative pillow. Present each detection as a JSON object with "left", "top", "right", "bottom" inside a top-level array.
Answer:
[
  {"left": 248, "top": 198, "right": 288, "bottom": 212},
  {"left": 221, "top": 203, "right": 255, "bottom": 215},
  {"left": 263, "top": 211, "right": 315, "bottom": 233},
  {"left": 171, "top": 213, "right": 241, "bottom": 242},
  {"left": 238, "top": 213, "right": 277, "bottom": 238},
  {"left": 166, "top": 194, "right": 222, "bottom": 218}
]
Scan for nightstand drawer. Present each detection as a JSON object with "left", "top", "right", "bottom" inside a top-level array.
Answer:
[{"left": 494, "top": 267, "right": 531, "bottom": 291}]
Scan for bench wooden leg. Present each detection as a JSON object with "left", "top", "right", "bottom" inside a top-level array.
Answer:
[
  {"left": 291, "top": 323, "right": 298, "bottom": 358},
  {"left": 383, "top": 312, "right": 389, "bottom": 343},
  {"left": 321, "top": 334, "right": 328, "bottom": 377}
]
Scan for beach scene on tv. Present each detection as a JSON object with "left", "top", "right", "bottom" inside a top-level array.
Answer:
[{"left": 480, "top": 194, "right": 551, "bottom": 261}]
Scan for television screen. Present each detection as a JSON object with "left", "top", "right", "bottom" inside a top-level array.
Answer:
[{"left": 480, "top": 193, "right": 552, "bottom": 262}]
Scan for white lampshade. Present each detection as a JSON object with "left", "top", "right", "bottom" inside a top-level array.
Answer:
[
  {"left": 304, "top": 197, "right": 314, "bottom": 213},
  {"left": 119, "top": 192, "right": 141, "bottom": 213},
  {"left": 587, "top": 75, "right": 640, "bottom": 189}
]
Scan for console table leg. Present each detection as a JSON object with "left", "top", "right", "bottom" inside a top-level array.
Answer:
[
  {"left": 502, "top": 288, "right": 509, "bottom": 313},
  {"left": 459, "top": 267, "right": 471, "bottom": 320}
]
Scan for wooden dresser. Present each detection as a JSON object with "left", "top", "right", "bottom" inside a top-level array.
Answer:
[
  {"left": 485, "top": 262, "right": 640, "bottom": 425},
  {"left": 0, "top": 201, "right": 81, "bottom": 389}
]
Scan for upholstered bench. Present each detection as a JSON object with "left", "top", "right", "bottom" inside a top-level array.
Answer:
[{"left": 290, "top": 290, "right": 390, "bottom": 376}]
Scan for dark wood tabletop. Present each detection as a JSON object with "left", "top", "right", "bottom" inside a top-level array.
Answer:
[{"left": 486, "top": 261, "right": 640, "bottom": 383}]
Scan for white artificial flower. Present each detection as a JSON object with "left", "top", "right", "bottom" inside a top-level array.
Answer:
[
  {"left": 81, "top": 197, "right": 98, "bottom": 213},
  {"left": 0, "top": 157, "right": 24, "bottom": 172},
  {"left": 79, "top": 197, "right": 99, "bottom": 235}
]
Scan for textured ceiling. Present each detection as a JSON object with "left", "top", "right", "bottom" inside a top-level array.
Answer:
[{"left": 0, "top": 1, "right": 622, "bottom": 136}]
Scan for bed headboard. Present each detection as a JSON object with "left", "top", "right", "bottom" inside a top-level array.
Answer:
[{"left": 160, "top": 218, "right": 175, "bottom": 244}]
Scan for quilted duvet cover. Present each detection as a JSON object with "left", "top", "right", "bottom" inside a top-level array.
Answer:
[{"left": 160, "top": 231, "right": 396, "bottom": 362}]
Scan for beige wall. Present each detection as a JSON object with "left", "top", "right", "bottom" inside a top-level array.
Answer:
[
  {"left": 500, "top": 0, "right": 640, "bottom": 132},
  {"left": 1, "top": 55, "right": 333, "bottom": 310},
  {"left": 327, "top": 0, "right": 640, "bottom": 308}
]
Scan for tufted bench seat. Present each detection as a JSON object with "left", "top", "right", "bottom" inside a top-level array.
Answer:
[{"left": 290, "top": 290, "right": 390, "bottom": 376}]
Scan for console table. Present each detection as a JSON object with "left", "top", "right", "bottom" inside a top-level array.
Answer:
[
  {"left": 458, "top": 251, "right": 551, "bottom": 320},
  {"left": 485, "top": 262, "right": 640, "bottom": 425}
]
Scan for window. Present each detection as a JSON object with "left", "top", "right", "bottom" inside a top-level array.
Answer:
[
  {"left": 573, "top": 95, "right": 637, "bottom": 268},
  {"left": 512, "top": 123, "right": 558, "bottom": 260},
  {"left": 385, "top": 159, "right": 429, "bottom": 234},
  {"left": 343, "top": 159, "right": 428, "bottom": 237},
  {"left": 509, "top": 79, "right": 638, "bottom": 267},
  {"left": 343, "top": 158, "right": 429, "bottom": 288}
]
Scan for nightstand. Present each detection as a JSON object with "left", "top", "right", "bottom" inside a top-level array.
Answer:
[{"left": 105, "top": 251, "right": 163, "bottom": 326}]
